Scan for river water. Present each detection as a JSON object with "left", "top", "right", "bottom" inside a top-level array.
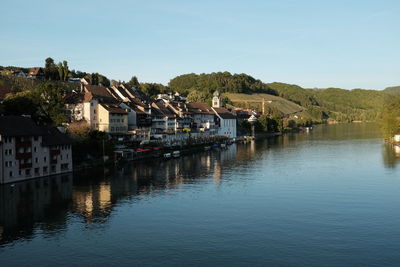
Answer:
[{"left": 1, "top": 123, "right": 400, "bottom": 266}]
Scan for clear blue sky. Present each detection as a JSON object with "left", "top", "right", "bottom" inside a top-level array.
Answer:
[{"left": 1, "top": 0, "right": 399, "bottom": 89}]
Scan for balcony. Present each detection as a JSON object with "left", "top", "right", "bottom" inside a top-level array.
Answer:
[
  {"left": 50, "top": 149, "right": 60, "bottom": 156},
  {"left": 20, "top": 163, "right": 32, "bottom": 169},
  {"left": 15, "top": 141, "right": 32, "bottom": 149},
  {"left": 15, "top": 152, "right": 32, "bottom": 160}
]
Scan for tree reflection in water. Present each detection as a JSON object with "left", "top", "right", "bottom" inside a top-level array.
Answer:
[
  {"left": 382, "top": 143, "right": 400, "bottom": 169},
  {"left": 0, "top": 144, "right": 258, "bottom": 245}
]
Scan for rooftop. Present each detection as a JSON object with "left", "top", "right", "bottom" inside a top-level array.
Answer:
[
  {"left": 187, "top": 102, "right": 214, "bottom": 114},
  {"left": 84, "top": 85, "right": 115, "bottom": 102},
  {"left": 212, "top": 107, "right": 236, "bottom": 119},
  {"left": 100, "top": 103, "right": 128, "bottom": 114},
  {"left": 0, "top": 116, "right": 45, "bottom": 136}
]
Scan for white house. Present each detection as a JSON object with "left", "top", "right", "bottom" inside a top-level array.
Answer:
[
  {"left": 187, "top": 102, "right": 216, "bottom": 133},
  {"left": 0, "top": 116, "right": 73, "bottom": 184},
  {"left": 211, "top": 90, "right": 237, "bottom": 139},
  {"left": 212, "top": 107, "right": 237, "bottom": 139}
]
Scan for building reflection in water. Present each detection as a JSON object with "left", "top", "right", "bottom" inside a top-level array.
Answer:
[
  {"left": 382, "top": 144, "right": 400, "bottom": 169},
  {"left": 0, "top": 142, "right": 266, "bottom": 246},
  {"left": 0, "top": 174, "right": 73, "bottom": 244}
]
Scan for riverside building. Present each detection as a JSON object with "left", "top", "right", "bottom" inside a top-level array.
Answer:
[{"left": 0, "top": 116, "right": 73, "bottom": 184}]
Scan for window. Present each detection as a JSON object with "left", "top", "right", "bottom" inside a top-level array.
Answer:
[
  {"left": 34, "top": 147, "right": 37, "bottom": 152},
  {"left": 35, "top": 158, "right": 38, "bottom": 163},
  {"left": 43, "top": 166, "right": 48, "bottom": 173},
  {"left": 61, "top": 163, "right": 69, "bottom": 170},
  {"left": 9, "top": 171, "right": 12, "bottom": 177},
  {"left": 34, "top": 168, "right": 39, "bottom": 175},
  {"left": 25, "top": 169, "right": 31, "bottom": 176},
  {"left": 44, "top": 156, "right": 47, "bottom": 162}
]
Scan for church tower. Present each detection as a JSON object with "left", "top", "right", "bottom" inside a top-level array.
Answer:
[{"left": 212, "top": 90, "right": 222, "bottom": 108}]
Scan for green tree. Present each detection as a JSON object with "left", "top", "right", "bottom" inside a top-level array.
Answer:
[
  {"left": 35, "top": 82, "right": 67, "bottom": 125},
  {"left": 57, "top": 60, "right": 69, "bottom": 81},
  {"left": 127, "top": 76, "right": 140, "bottom": 89},
  {"left": 85, "top": 73, "right": 110, "bottom": 87},
  {"left": 58, "top": 62, "right": 64, "bottom": 81},
  {"left": 380, "top": 96, "right": 400, "bottom": 138},
  {"left": 187, "top": 90, "right": 210, "bottom": 103},
  {"left": 381, "top": 113, "right": 399, "bottom": 138},
  {"left": 3, "top": 91, "right": 38, "bottom": 118},
  {"left": 62, "top": 60, "right": 69, "bottom": 81},
  {"left": 258, "top": 115, "right": 269, "bottom": 132},
  {"left": 44, "top": 57, "right": 58, "bottom": 80},
  {"left": 140, "top": 83, "right": 166, "bottom": 97}
]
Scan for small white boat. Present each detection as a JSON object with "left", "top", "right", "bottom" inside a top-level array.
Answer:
[
  {"left": 163, "top": 153, "right": 171, "bottom": 159},
  {"left": 172, "top": 151, "right": 180, "bottom": 158},
  {"left": 220, "top": 143, "right": 226, "bottom": 148},
  {"left": 204, "top": 146, "right": 211, "bottom": 151}
]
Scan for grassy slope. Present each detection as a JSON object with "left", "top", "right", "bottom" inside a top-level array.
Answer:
[
  {"left": 384, "top": 86, "right": 400, "bottom": 95},
  {"left": 223, "top": 93, "right": 304, "bottom": 115}
]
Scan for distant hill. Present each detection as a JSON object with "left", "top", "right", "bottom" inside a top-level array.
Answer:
[
  {"left": 224, "top": 93, "right": 304, "bottom": 116},
  {"left": 2, "top": 66, "right": 395, "bottom": 123},
  {"left": 169, "top": 72, "right": 276, "bottom": 95},
  {"left": 168, "top": 72, "right": 390, "bottom": 122},
  {"left": 383, "top": 86, "right": 400, "bottom": 95}
]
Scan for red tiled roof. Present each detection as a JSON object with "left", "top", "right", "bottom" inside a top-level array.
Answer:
[
  {"left": 152, "top": 102, "right": 176, "bottom": 118},
  {"left": 187, "top": 102, "right": 214, "bottom": 114},
  {"left": 128, "top": 104, "right": 146, "bottom": 114},
  {"left": 100, "top": 103, "right": 127, "bottom": 114},
  {"left": 84, "top": 85, "right": 114, "bottom": 101},
  {"left": 212, "top": 107, "right": 236, "bottom": 119}
]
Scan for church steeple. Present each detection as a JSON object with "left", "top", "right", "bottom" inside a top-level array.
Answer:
[{"left": 212, "top": 90, "right": 222, "bottom": 108}]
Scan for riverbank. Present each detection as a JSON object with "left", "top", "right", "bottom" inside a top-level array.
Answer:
[{"left": 72, "top": 132, "right": 285, "bottom": 171}]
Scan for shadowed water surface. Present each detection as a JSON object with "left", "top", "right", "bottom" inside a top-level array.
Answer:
[{"left": 1, "top": 123, "right": 400, "bottom": 266}]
